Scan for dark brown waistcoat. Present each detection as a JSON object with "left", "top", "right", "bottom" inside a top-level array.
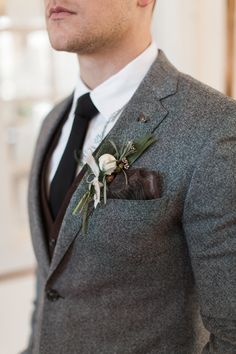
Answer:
[{"left": 39, "top": 108, "right": 87, "bottom": 261}]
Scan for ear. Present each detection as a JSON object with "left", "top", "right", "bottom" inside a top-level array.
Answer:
[{"left": 137, "top": 0, "right": 155, "bottom": 8}]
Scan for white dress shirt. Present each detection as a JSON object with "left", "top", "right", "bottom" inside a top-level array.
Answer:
[{"left": 47, "top": 40, "right": 158, "bottom": 197}]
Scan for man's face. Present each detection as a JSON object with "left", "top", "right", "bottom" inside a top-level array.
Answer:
[{"left": 44, "top": 0, "right": 136, "bottom": 54}]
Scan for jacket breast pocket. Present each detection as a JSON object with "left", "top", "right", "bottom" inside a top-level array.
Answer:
[{"left": 98, "top": 195, "right": 169, "bottom": 221}]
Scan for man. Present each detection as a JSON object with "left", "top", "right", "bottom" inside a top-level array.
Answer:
[{"left": 21, "top": 0, "right": 236, "bottom": 353}]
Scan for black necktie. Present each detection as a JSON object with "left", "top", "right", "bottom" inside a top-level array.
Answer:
[{"left": 49, "top": 92, "right": 99, "bottom": 220}]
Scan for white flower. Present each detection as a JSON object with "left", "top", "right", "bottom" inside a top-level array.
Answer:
[{"left": 98, "top": 153, "right": 117, "bottom": 175}]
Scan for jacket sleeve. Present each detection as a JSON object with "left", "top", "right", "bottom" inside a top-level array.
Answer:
[
  {"left": 19, "top": 268, "right": 41, "bottom": 354},
  {"left": 182, "top": 123, "right": 236, "bottom": 353}
]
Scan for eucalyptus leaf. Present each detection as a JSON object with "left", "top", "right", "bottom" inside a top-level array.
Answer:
[
  {"left": 82, "top": 198, "right": 90, "bottom": 235},
  {"left": 122, "top": 168, "right": 128, "bottom": 185},
  {"left": 128, "top": 134, "right": 156, "bottom": 165},
  {"left": 107, "top": 139, "right": 120, "bottom": 159},
  {"left": 73, "top": 190, "right": 90, "bottom": 215},
  {"left": 103, "top": 176, "right": 107, "bottom": 204},
  {"left": 119, "top": 141, "right": 128, "bottom": 159}
]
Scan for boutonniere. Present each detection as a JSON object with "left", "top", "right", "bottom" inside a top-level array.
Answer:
[{"left": 73, "top": 133, "right": 156, "bottom": 234}]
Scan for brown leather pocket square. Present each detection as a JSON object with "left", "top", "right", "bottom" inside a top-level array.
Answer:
[{"left": 106, "top": 168, "right": 162, "bottom": 200}]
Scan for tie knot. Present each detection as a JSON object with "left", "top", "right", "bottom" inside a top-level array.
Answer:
[{"left": 74, "top": 92, "right": 99, "bottom": 120}]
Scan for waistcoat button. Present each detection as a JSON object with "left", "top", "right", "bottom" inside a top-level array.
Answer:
[{"left": 46, "top": 288, "right": 61, "bottom": 302}]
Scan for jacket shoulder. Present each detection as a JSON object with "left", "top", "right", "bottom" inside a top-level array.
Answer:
[
  {"left": 177, "top": 71, "right": 236, "bottom": 113},
  {"left": 172, "top": 70, "right": 236, "bottom": 137}
]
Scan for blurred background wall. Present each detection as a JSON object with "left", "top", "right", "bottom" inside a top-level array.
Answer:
[{"left": 0, "top": 0, "right": 235, "bottom": 353}]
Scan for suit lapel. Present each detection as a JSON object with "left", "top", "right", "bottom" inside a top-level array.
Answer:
[
  {"left": 46, "top": 49, "right": 179, "bottom": 281},
  {"left": 29, "top": 94, "right": 73, "bottom": 275}
]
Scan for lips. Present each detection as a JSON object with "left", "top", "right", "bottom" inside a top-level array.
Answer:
[{"left": 49, "top": 6, "right": 76, "bottom": 19}]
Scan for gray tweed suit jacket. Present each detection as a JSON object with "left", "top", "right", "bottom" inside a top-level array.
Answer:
[{"left": 21, "top": 50, "right": 236, "bottom": 354}]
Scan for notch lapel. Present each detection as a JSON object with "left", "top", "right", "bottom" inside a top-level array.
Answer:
[
  {"left": 28, "top": 94, "right": 73, "bottom": 276},
  {"left": 46, "top": 49, "right": 179, "bottom": 281}
]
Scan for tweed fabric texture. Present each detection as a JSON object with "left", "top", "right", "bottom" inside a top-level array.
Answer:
[{"left": 21, "top": 49, "right": 236, "bottom": 354}]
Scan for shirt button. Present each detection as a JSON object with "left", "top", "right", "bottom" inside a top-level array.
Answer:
[{"left": 46, "top": 288, "right": 61, "bottom": 302}]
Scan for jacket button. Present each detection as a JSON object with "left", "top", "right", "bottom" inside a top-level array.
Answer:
[{"left": 46, "top": 289, "right": 61, "bottom": 302}]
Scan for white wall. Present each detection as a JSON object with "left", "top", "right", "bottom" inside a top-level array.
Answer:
[
  {"left": 5, "top": 0, "right": 44, "bottom": 24},
  {"left": 152, "top": 0, "right": 227, "bottom": 93}
]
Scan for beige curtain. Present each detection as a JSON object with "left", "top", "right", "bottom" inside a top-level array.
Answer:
[
  {"left": 226, "top": 0, "right": 236, "bottom": 97},
  {"left": 0, "top": 0, "right": 5, "bottom": 16}
]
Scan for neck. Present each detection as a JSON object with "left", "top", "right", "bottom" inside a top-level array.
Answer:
[{"left": 78, "top": 34, "right": 152, "bottom": 90}]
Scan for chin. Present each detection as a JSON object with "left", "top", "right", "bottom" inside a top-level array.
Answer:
[
  {"left": 48, "top": 30, "right": 101, "bottom": 54},
  {"left": 48, "top": 35, "right": 73, "bottom": 52},
  {"left": 50, "top": 40, "right": 93, "bottom": 54},
  {"left": 51, "top": 43, "right": 71, "bottom": 52}
]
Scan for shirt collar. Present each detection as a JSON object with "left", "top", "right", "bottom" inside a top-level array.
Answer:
[{"left": 73, "top": 39, "right": 158, "bottom": 120}]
